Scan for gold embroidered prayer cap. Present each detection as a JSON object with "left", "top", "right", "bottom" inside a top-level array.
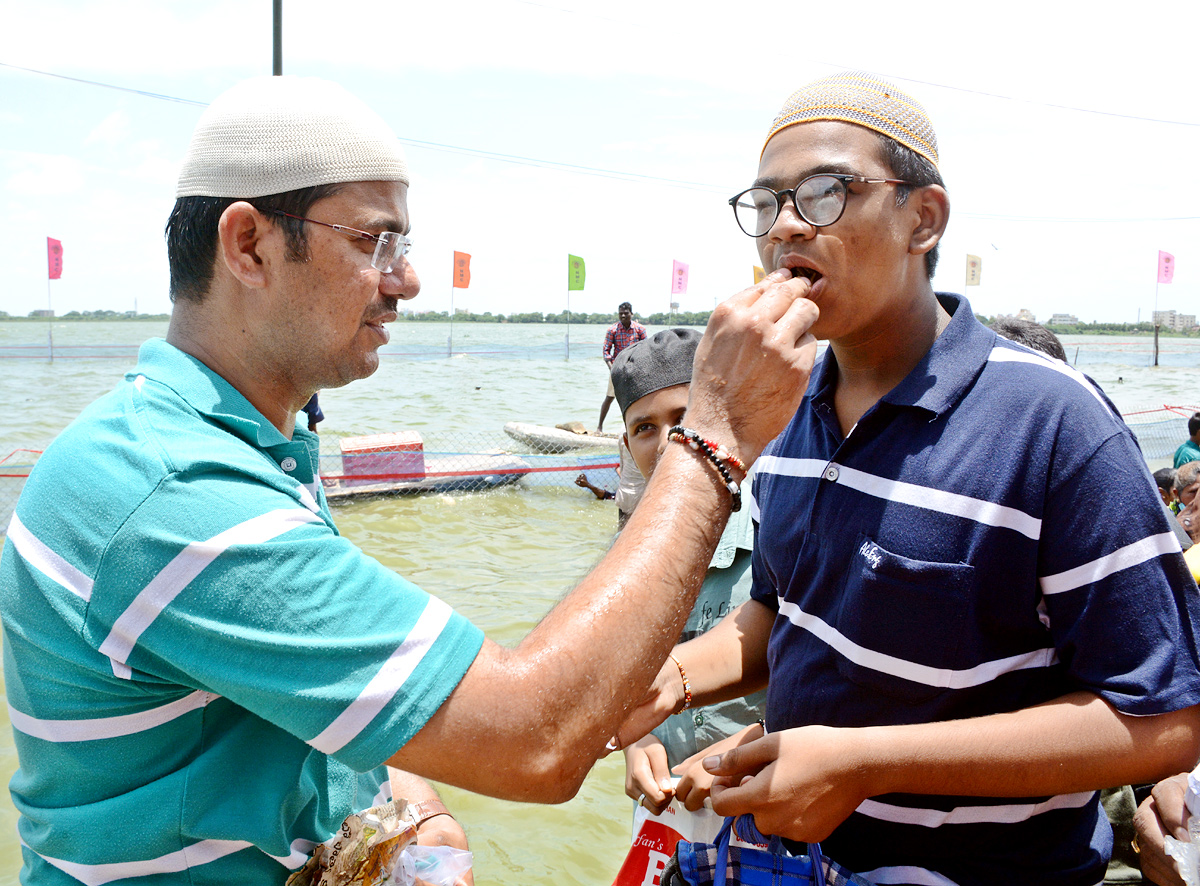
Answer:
[{"left": 764, "top": 71, "right": 939, "bottom": 168}]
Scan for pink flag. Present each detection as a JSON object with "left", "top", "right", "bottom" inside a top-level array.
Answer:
[
  {"left": 1158, "top": 250, "right": 1175, "bottom": 284},
  {"left": 47, "top": 237, "right": 63, "bottom": 280},
  {"left": 671, "top": 260, "right": 689, "bottom": 295}
]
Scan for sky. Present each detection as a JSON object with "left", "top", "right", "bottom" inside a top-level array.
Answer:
[{"left": 1, "top": 0, "right": 1198, "bottom": 324}]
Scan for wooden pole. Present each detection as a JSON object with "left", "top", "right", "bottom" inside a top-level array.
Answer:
[{"left": 46, "top": 279, "right": 53, "bottom": 362}]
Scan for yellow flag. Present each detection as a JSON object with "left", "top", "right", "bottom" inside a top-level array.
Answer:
[
  {"left": 753, "top": 266, "right": 765, "bottom": 284},
  {"left": 965, "top": 255, "right": 982, "bottom": 286}
]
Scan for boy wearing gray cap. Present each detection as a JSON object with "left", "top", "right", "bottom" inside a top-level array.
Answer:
[{"left": 610, "top": 329, "right": 766, "bottom": 818}]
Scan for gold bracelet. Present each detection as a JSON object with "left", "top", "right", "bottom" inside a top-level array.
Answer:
[{"left": 669, "top": 653, "right": 693, "bottom": 711}]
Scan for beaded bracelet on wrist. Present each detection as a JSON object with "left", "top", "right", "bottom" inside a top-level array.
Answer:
[
  {"left": 668, "top": 652, "right": 693, "bottom": 711},
  {"left": 667, "top": 425, "right": 743, "bottom": 511}
]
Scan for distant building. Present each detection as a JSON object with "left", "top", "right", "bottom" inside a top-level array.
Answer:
[
  {"left": 999, "top": 308, "right": 1039, "bottom": 323},
  {"left": 29, "top": 309, "right": 54, "bottom": 318},
  {"left": 1047, "top": 313, "right": 1079, "bottom": 326},
  {"left": 1152, "top": 310, "right": 1197, "bottom": 332},
  {"left": 994, "top": 309, "right": 1038, "bottom": 324}
]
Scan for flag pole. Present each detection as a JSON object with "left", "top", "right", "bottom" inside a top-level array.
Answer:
[
  {"left": 449, "top": 280, "right": 454, "bottom": 357},
  {"left": 46, "top": 278, "right": 53, "bottom": 362},
  {"left": 566, "top": 286, "right": 571, "bottom": 360}
]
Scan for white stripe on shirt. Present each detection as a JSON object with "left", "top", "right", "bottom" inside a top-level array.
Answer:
[
  {"left": 756, "top": 458, "right": 1042, "bottom": 540},
  {"left": 6, "top": 511, "right": 94, "bottom": 601},
  {"left": 98, "top": 508, "right": 321, "bottom": 677},
  {"left": 858, "top": 866, "right": 961, "bottom": 885},
  {"left": 309, "top": 596, "right": 456, "bottom": 754},
  {"left": 987, "top": 346, "right": 1112, "bottom": 413},
  {"left": 856, "top": 790, "right": 1095, "bottom": 827},
  {"left": 297, "top": 482, "right": 321, "bottom": 514},
  {"left": 266, "top": 839, "right": 318, "bottom": 869},
  {"left": 8, "top": 690, "right": 218, "bottom": 743},
  {"left": 23, "top": 836, "right": 251, "bottom": 886},
  {"left": 1040, "top": 532, "right": 1180, "bottom": 596},
  {"left": 778, "top": 599, "right": 1057, "bottom": 688}
]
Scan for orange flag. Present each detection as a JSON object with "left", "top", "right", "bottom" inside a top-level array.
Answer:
[{"left": 453, "top": 251, "right": 471, "bottom": 288}]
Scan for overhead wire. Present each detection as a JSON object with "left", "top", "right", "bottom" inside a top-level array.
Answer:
[{"left": 2, "top": 55, "right": 1198, "bottom": 221}]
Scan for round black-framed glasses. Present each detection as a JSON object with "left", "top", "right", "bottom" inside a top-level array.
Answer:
[
  {"left": 728, "top": 174, "right": 911, "bottom": 237},
  {"left": 270, "top": 210, "right": 412, "bottom": 274}
]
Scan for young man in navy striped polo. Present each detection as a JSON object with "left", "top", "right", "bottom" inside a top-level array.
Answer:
[{"left": 618, "top": 72, "right": 1200, "bottom": 885}]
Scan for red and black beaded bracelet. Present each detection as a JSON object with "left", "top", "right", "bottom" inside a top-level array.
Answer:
[{"left": 667, "top": 425, "right": 744, "bottom": 511}]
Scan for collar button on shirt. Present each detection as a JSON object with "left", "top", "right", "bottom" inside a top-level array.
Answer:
[{"left": 280, "top": 456, "right": 298, "bottom": 472}]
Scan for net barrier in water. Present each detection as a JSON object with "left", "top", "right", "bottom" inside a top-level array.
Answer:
[
  {"left": 0, "top": 428, "right": 621, "bottom": 532},
  {"left": 2, "top": 408, "right": 1197, "bottom": 535}
]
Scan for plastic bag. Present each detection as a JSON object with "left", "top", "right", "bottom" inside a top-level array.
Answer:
[
  {"left": 1164, "top": 769, "right": 1200, "bottom": 886},
  {"left": 387, "top": 845, "right": 474, "bottom": 886}
]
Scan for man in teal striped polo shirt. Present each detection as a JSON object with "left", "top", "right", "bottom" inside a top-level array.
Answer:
[{"left": 0, "top": 75, "right": 819, "bottom": 884}]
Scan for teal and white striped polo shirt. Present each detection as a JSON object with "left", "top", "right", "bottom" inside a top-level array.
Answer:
[{"left": 0, "top": 339, "right": 484, "bottom": 884}]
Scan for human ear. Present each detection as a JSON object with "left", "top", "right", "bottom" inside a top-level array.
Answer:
[
  {"left": 908, "top": 185, "right": 950, "bottom": 260},
  {"left": 217, "top": 201, "right": 272, "bottom": 290}
]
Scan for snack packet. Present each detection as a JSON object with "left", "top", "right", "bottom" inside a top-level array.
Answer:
[{"left": 286, "top": 800, "right": 418, "bottom": 886}]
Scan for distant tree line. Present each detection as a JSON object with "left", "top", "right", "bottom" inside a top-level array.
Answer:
[
  {"left": 0, "top": 310, "right": 171, "bottom": 321},
  {"left": 976, "top": 317, "right": 1200, "bottom": 337},
  {"left": 1, "top": 308, "right": 1192, "bottom": 336}
]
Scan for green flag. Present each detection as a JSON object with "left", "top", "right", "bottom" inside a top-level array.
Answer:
[{"left": 567, "top": 254, "right": 586, "bottom": 291}]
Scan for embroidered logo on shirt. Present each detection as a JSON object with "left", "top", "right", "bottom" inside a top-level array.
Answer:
[{"left": 859, "top": 540, "right": 883, "bottom": 570}]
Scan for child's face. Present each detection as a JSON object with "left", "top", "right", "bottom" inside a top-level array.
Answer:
[{"left": 622, "top": 384, "right": 690, "bottom": 480}]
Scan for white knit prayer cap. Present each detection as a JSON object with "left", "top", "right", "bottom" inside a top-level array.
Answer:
[{"left": 176, "top": 76, "right": 409, "bottom": 198}]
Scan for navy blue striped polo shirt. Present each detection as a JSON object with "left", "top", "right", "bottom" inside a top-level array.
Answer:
[{"left": 750, "top": 293, "right": 1200, "bottom": 886}]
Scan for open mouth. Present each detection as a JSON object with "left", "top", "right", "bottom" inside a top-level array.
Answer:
[{"left": 793, "top": 267, "right": 822, "bottom": 284}]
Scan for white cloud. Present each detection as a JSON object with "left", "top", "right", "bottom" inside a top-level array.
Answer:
[
  {"left": 3, "top": 152, "right": 87, "bottom": 195},
  {"left": 84, "top": 110, "right": 131, "bottom": 147}
]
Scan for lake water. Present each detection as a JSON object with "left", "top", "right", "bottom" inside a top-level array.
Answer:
[{"left": 0, "top": 319, "right": 1198, "bottom": 884}]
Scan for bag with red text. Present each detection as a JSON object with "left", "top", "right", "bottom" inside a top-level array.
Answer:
[{"left": 612, "top": 801, "right": 742, "bottom": 886}]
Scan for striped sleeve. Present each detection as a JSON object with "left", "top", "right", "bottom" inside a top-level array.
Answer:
[
  {"left": 86, "top": 470, "right": 483, "bottom": 771},
  {"left": 1036, "top": 431, "right": 1200, "bottom": 714}
]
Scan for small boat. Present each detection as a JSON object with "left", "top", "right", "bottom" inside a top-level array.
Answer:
[
  {"left": 322, "top": 432, "right": 533, "bottom": 499},
  {"left": 503, "top": 422, "right": 620, "bottom": 453},
  {"left": 323, "top": 451, "right": 533, "bottom": 499}
]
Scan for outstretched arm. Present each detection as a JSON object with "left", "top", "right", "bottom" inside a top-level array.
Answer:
[
  {"left": 614, "top": 599, "right": 775, "bottom": 751},
  {"left": 390, "top": 271, "right": 819, "bottom": 802},
  {"left": 702, "top": 693, "right": 1200, "bottom": 843}
]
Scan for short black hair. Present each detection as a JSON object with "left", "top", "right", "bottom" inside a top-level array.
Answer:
[
  {"left": 1189, "top": 412, "right": 1200, "bottom": 437},
  {"left": 988, "top": 317, "right": 1067, "bottom": 362},
  {"left": 1154, "top": 467, "right": 1176, "bottom": 492},
  {"left": 164, "top": 183, "right": 343, "bottom": 303},
  {"left": 618, "top": 302, "right": 633, "bottom": 312},
  {"left": 876, "top": 134, "right": 945, "bottom": 280}
]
